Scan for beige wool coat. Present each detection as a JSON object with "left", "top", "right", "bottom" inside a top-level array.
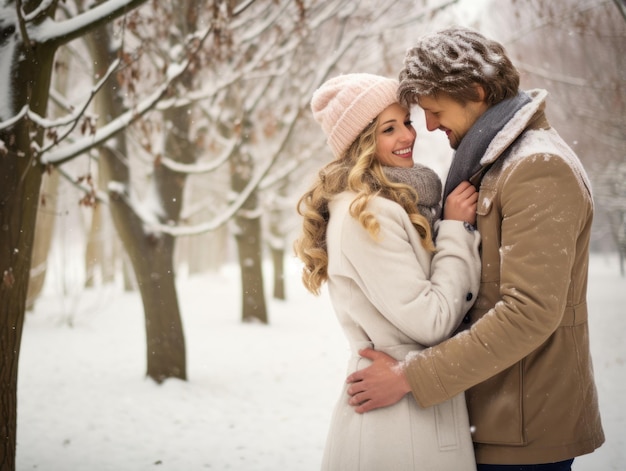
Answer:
[
  {"left": 405, "top": 89, "right": 605, "bottom": 465},
  {"left": 321, "top": 191, "right": 481, "bottom": 471}
]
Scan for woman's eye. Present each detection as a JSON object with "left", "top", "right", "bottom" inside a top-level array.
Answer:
[{"left": 383, "top": 126, "right": 394, "bottom": 134}]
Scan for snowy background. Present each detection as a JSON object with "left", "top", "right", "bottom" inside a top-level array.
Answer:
[
  {"left": 16, "top": 251, "right": 625, "bottom": 471},
  {"left": 6, "top": 0, "right": 623, "bottom": 470}
]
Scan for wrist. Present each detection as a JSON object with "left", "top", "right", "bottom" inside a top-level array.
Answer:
[{"left": 395, "top": 360, "right": 412, "bottom": 395}]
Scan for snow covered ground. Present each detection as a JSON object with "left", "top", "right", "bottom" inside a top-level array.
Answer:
[{"left": 16, "top": 253, "right": 624, "bottom": 470}]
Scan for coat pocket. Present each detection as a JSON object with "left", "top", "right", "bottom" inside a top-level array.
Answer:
[
  {"left": 468, "top": 363, "right": 526, "bottom": 445},
  {"left": 434, "top": 398, "right": 459, "bottom": 450},
  {"left": 476, "top": 188, "right": 496, "bottom": 217}
]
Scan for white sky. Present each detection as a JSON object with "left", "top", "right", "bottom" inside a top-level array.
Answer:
[{"left": 453, "top": 0, "right": 492, "bottom": 26}]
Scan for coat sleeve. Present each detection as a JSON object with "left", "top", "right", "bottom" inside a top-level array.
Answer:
[
  {"left": 338, "top": 198, "right": 481, "bottom": 347},
  {"left": 405, "top": 153, "right": 592, "bottom": 407}
]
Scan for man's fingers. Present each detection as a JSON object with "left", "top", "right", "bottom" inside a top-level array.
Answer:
[
  {"left": 449, "top": 180, "right": 473, "bottom": 196},
  {"left": 347, "top": 391, "right": 368, "bottom": 407},
  {"left": 348, "top": 391, "right": 382, "bottom": 414},
  {"left": 354, "top": 400, "right": 376, "bottom": 414},
  {"left": 460, "top": 187, "right": 477, "bottom": 200},
  {"left": 451, "top": 180, "right": 471, "bottom": 193},
  {"left": 346, "top": 380, "right": 364, "bottom": 396},
  {"left": 357, "top": 347, "right": 379, "bottom": 360},
  {"left": 346, "top": 349, "right": 380, "bottom": 385},
  {"left": 346, "top": 370, "right": 363, "bottom": 385}
]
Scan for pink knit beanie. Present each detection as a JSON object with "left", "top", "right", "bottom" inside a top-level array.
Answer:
[{"left": 311, "top": 73, "right": 399, "bottom": 158}]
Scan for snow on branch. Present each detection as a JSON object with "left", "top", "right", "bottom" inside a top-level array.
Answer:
[
  {"left": 41, "top": 72, "right": 171, "bottom": 166},
  {"left": 41, "top": 23, "right": 216, "bottom": 166},
  {"left": 126, "top": 106, "right": 301, "bottom": 237},
  {"left": 158, "top": 140, "right": 237, "bottom": 175},
  {"left": 122, "top": 148, "right": 276, "bottom": 237},
  {"left": 21, "top": 0, "right": 55, "bottom": 22},
  {"left": 30, "top": 0, "right": 149, "bottom": 46},
  {"left": 30, "top": 59, "right": 120, "bottom": 154}
]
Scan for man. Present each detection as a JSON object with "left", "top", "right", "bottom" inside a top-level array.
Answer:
[{"left": 346, "top": 26, "right": 604, "bottom": 470}]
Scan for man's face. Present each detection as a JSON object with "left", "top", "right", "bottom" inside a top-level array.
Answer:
[{"left": 417, "top": 93, "right": 489, "bottom": 149}]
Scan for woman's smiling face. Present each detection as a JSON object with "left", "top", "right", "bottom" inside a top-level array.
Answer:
[{"left": 374, "top": 103, "right": 416, "bottom": 168}]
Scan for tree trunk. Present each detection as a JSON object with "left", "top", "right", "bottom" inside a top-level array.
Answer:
[
  {"left": 0, "top": 130, "right": 41, "bottom": 471},
  {"left": 100, "top": 153, "right": 188, "bottom": 382},
  {"left": 218, "top": 85, "right": 268, "bottom": 323},
  {"left": 267, "top": 184, "right": 288, "bottom": 301},
  {"left": 270, "top": 245, "right": 285, "bottom": 300},
  {"left": 231, "top": 150, "right": 268, "bottom": 323},
  {"left": 234, "top": 215, "right": 267, "bottom": 323},
  {"left": 0, "top": 31, "right": 55, "bottom": 471},
  {"left": 87, "top": 24, "right": 187, "bottom": 382},
  {"left": 126, "top": 228, "right": 186, "bottom": 382}
]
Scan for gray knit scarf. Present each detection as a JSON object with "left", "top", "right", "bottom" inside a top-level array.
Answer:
[
  {"left": 442, "top": 91, "right": 531, "bottom": 204},
  {"left": 383, "top": 163, "right": 442, "bottom": 231}
]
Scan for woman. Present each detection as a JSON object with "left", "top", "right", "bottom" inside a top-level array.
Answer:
[{"left": 294, "top": 73, "right": 480, "bottom": 470}]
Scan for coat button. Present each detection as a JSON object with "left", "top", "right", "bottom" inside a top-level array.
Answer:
[
  {"left": 466, "top": 292, "right": 473, "bottom": 301},
  {"left": 463, "top": 221, "right": 476, "bottom": 232}
]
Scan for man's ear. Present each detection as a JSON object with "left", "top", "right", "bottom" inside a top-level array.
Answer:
[{"left": 473, "top": 84, "right": 486, "bottom": 102}]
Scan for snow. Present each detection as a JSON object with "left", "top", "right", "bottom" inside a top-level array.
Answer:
[
  {"left": 16, "top": 252, "right": 625, "bottom": 470},
  {"left": 30, "top": 0, "right": 142, "bottom": 43}
]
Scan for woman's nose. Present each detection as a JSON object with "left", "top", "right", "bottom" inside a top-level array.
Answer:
[{"left": 402, "top": 125, "right": 416, "bottom": 142}]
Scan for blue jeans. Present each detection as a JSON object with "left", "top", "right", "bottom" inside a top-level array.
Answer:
[{"left": 477, "top": 459, "right": 574, "bottom": 471}]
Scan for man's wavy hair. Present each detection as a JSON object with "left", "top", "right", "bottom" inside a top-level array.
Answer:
[{"left": 398, "top": 26, "right": 520, "bottom": 107}]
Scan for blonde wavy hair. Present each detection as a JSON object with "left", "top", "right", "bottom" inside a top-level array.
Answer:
[{"left": 294, "top": 116, "right": 436, "bottom": 296}]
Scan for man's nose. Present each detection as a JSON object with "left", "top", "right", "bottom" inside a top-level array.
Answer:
[{"left": 424, "top": 112, "right": 439, "bottom": 132}]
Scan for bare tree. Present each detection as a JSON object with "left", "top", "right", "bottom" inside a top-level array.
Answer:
[
  {"left": 0, "top": 0, "right": 244, "bottom": 466},
  {"left": 0, "top": 1, "right": 460, "bottom": 465},
  {"left": 209, "top": 0, "right": 459, "bottom": 320},
  {"left": 80, "top": 0, "right": 459, "bottom": 328},
  {"left": 83, "top": 2, "right": 193, "bottom": 383}
]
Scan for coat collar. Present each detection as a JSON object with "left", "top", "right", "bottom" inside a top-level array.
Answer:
[{"left": 479, "top": 89, "right": 549, "bottom": 167}]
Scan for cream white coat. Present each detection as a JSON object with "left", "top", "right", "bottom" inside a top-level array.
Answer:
[{"left": 321, "top": 191, "right": 481, "bottom": 471}]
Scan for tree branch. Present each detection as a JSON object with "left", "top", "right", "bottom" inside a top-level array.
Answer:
[
  {"left": 30, "top": 0, "right": 149, "bottom": 47},
  {"left": 41, "top": 22, "right": 215, "bottom": 166}
]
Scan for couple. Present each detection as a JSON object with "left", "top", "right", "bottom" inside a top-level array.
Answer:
[{"left": 294, "top": 26, "right": 604, "bottom": 471}]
